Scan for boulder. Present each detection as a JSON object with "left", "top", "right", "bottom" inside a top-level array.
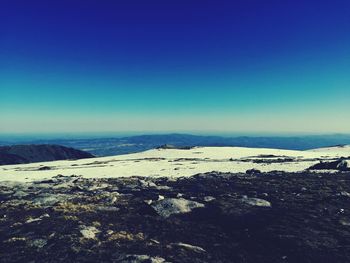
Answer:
[{"left": 151, "top": 198, "right": 205, "bottom": 218}]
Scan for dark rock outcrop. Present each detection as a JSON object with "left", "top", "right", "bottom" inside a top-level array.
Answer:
[
  {"left": 0, "top": 144, "right": 94, "bottom": 165},
  {"left": 157, "top": 144, "right": 193, "bottom": 150},
  {"left": 308, "top": 158, "right": 350, "bottom": 171},
  {"left": 246, "top": 168, "right": 262, "bottom": 175}
]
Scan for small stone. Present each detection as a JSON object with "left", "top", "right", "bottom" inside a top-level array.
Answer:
[
  {"left": 4, "top": 237, "right": 26, "bottom": 243},
  {"left": 33, "top": 193, "right": 71, "bottom": 206},
  {"left": 11, "top": 222, "right": 23, "bottom": 227},
  {"left": 340, "top": 191, "right": 350, "bottom": 197},
  {"left": 340, "top": 219, "right": 350, "bottom": 226},
  {"left": 52, "top": 182, "right": 74, "bottom": 189},
  {"left": 29, "top": 239, "right": 47, "bottom": 249},
  {"left": 25, "top": 213, "right": 50, "bottom": 224},
  {"left": 96, "top": 206, "right": 119, "bottom": 212},
  {"left": 203, "top": 196, "right": 216, "bottom": 202},
  {"left": 88, "top": 183, "right": 110, "bottom": 191},
  {"left": 107, "top": 231, "right": 144, "bottom": 242},
  {"left": 241, "top": 197, "right": 272, "bottom": 207},
  {"left": 106, "top": 230, "right": 114, "bottom": 235},
  {"left": 118, "top": 255, "right": 166, "bottom": 263},
  {"left": 170, "top": 242, "right": 206, "bottom": 253},
  {"left": 25, "top": 217, "right": 42, "bottom": 224},
  {"left": 150, "top": 239, "right": 160, "bottom": 244},
  {"left": 140, "top": 180, "right": 157, "bottom": 188},
  {"left": 12, "top": 191, "right": 29, "bottom": 199},
  {"left": 80, "top": 225, "right": 100, "bottom": 239},
  {"left": 110, "top": 196, "right": 118, "bottom": 204},
  {"left": 246, "top": 169, "right": 261, "bottom": 175},
  {"left": 144, "top": 200, "right": 153, "bottom": 205}
]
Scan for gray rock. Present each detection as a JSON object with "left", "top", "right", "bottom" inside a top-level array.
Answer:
[
  {"left": 52, "top": 182, "right": 75, "bottom": 189},
  {"left": 1, "top": 189, "right": 15, "bottom": 196},
  {"left": 96, "top": 206, "right": 119, "bottom": 212},
  {"left": 118, "top": 254, "right": 167, "bottom": 263},
  {"left": 337, "top": 160, "right": 349, "bottom": 171},
  {"left": 241, "top": 197, "right": 272, "bottom": 207},
  {"left": 87, "top": 183, "right": 110, "bottom": 191},
  {"left": 246, "top": 168, "right": 262, "bottom": 175},
  {"left": 151, "top": 198, "right": 205, "bottom": 218},
  {"left": 340, "top": 191, "right": 350, "bottom": 198},
  {"left": 25, "top": 214, "right": 49, "bottom": 224},
  {"left": 12, "top": 190, "right": 29, "bottom": 199},
  {"left": 308, "top": 159, "right": 349, "bottom": 171},
  {"left": 33, "top": 194, "right": 71, "bottom": 206},
  {"left": 139, "top": 179, "right": 157, "bottom": 188},
  {"left": 170, "top": 242, "right": 206, "bottom": 253},
  {"left": 203, "top": 196, "right": 216, "bottom": 202},
  {"left": 80, "top": 225, "right": 100, "bottom": 239},
  {"left": 29, "top": 238, "right": 47, "bottom": 249}
]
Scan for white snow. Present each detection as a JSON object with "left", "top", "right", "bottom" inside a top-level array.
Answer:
[
  {"left": 0, "top": 146, "right": 348, "bottom": 182},
  {"left": 307, "top": 145, "right": 350, "bottom": 155}
]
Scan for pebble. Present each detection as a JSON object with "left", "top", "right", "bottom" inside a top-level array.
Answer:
[
  {"left": 80, "top": 226, "right": 100, "bottom": 239},
  {"left": 241, "top": 197, "right": 272, "bottom": 207},
  {"left": 30, "top": 238, "right": 48, "bottom": 249},
  {"left": 203, "top": 196, "right": 216, "bottom": 202},
  {"left": 340, "top": 191, "right": 350, "bottom": 198},
  {"left": 118, "top": 255, "right": 167, "bottom": 263},
  {"left": 170, "top": 242, "right": 206, "bottom": 253}
]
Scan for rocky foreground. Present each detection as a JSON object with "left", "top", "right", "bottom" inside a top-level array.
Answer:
[{"left": 1, "top": 171, "right": 350, "bottom": 262}]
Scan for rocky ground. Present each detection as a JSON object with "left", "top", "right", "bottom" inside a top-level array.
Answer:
[{"left": 1, "top": 171, "right": 350, "bottom": 263}]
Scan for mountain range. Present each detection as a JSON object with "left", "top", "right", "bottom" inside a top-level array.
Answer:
[{"left": 1, "top": 133, "right": 350, "bottom": 157}]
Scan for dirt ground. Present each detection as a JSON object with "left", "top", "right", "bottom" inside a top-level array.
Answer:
[{"left": 1, "top": 171, "right": 350, "bottom": 262}]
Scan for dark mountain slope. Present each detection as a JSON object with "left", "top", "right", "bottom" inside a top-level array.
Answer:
[{"left": 0, "top": 144, "right": 94, "bottom": 165}]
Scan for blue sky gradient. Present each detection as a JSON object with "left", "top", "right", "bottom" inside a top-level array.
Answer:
[{"left": 1, "top": 0, "right": 349, "bottom": 133}]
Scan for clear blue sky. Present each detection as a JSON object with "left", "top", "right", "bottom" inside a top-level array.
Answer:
[{"left": 1, "top": 0, "right": 349, "bottom": 134}]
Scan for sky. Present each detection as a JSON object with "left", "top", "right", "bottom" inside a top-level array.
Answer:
[{"left": 0, "top": 0, "right": 350, "bottom": 134}]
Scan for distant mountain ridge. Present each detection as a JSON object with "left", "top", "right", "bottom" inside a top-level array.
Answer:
[
  {"left": 0, "top": 144, "right": 94, "bottom": 165},
  {"left": 1, "top": 133, "right": 350, "bottom": 157}
]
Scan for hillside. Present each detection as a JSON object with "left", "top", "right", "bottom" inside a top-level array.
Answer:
[{"left": 0, "top": 145, "right": 94, "bottom": 165}]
